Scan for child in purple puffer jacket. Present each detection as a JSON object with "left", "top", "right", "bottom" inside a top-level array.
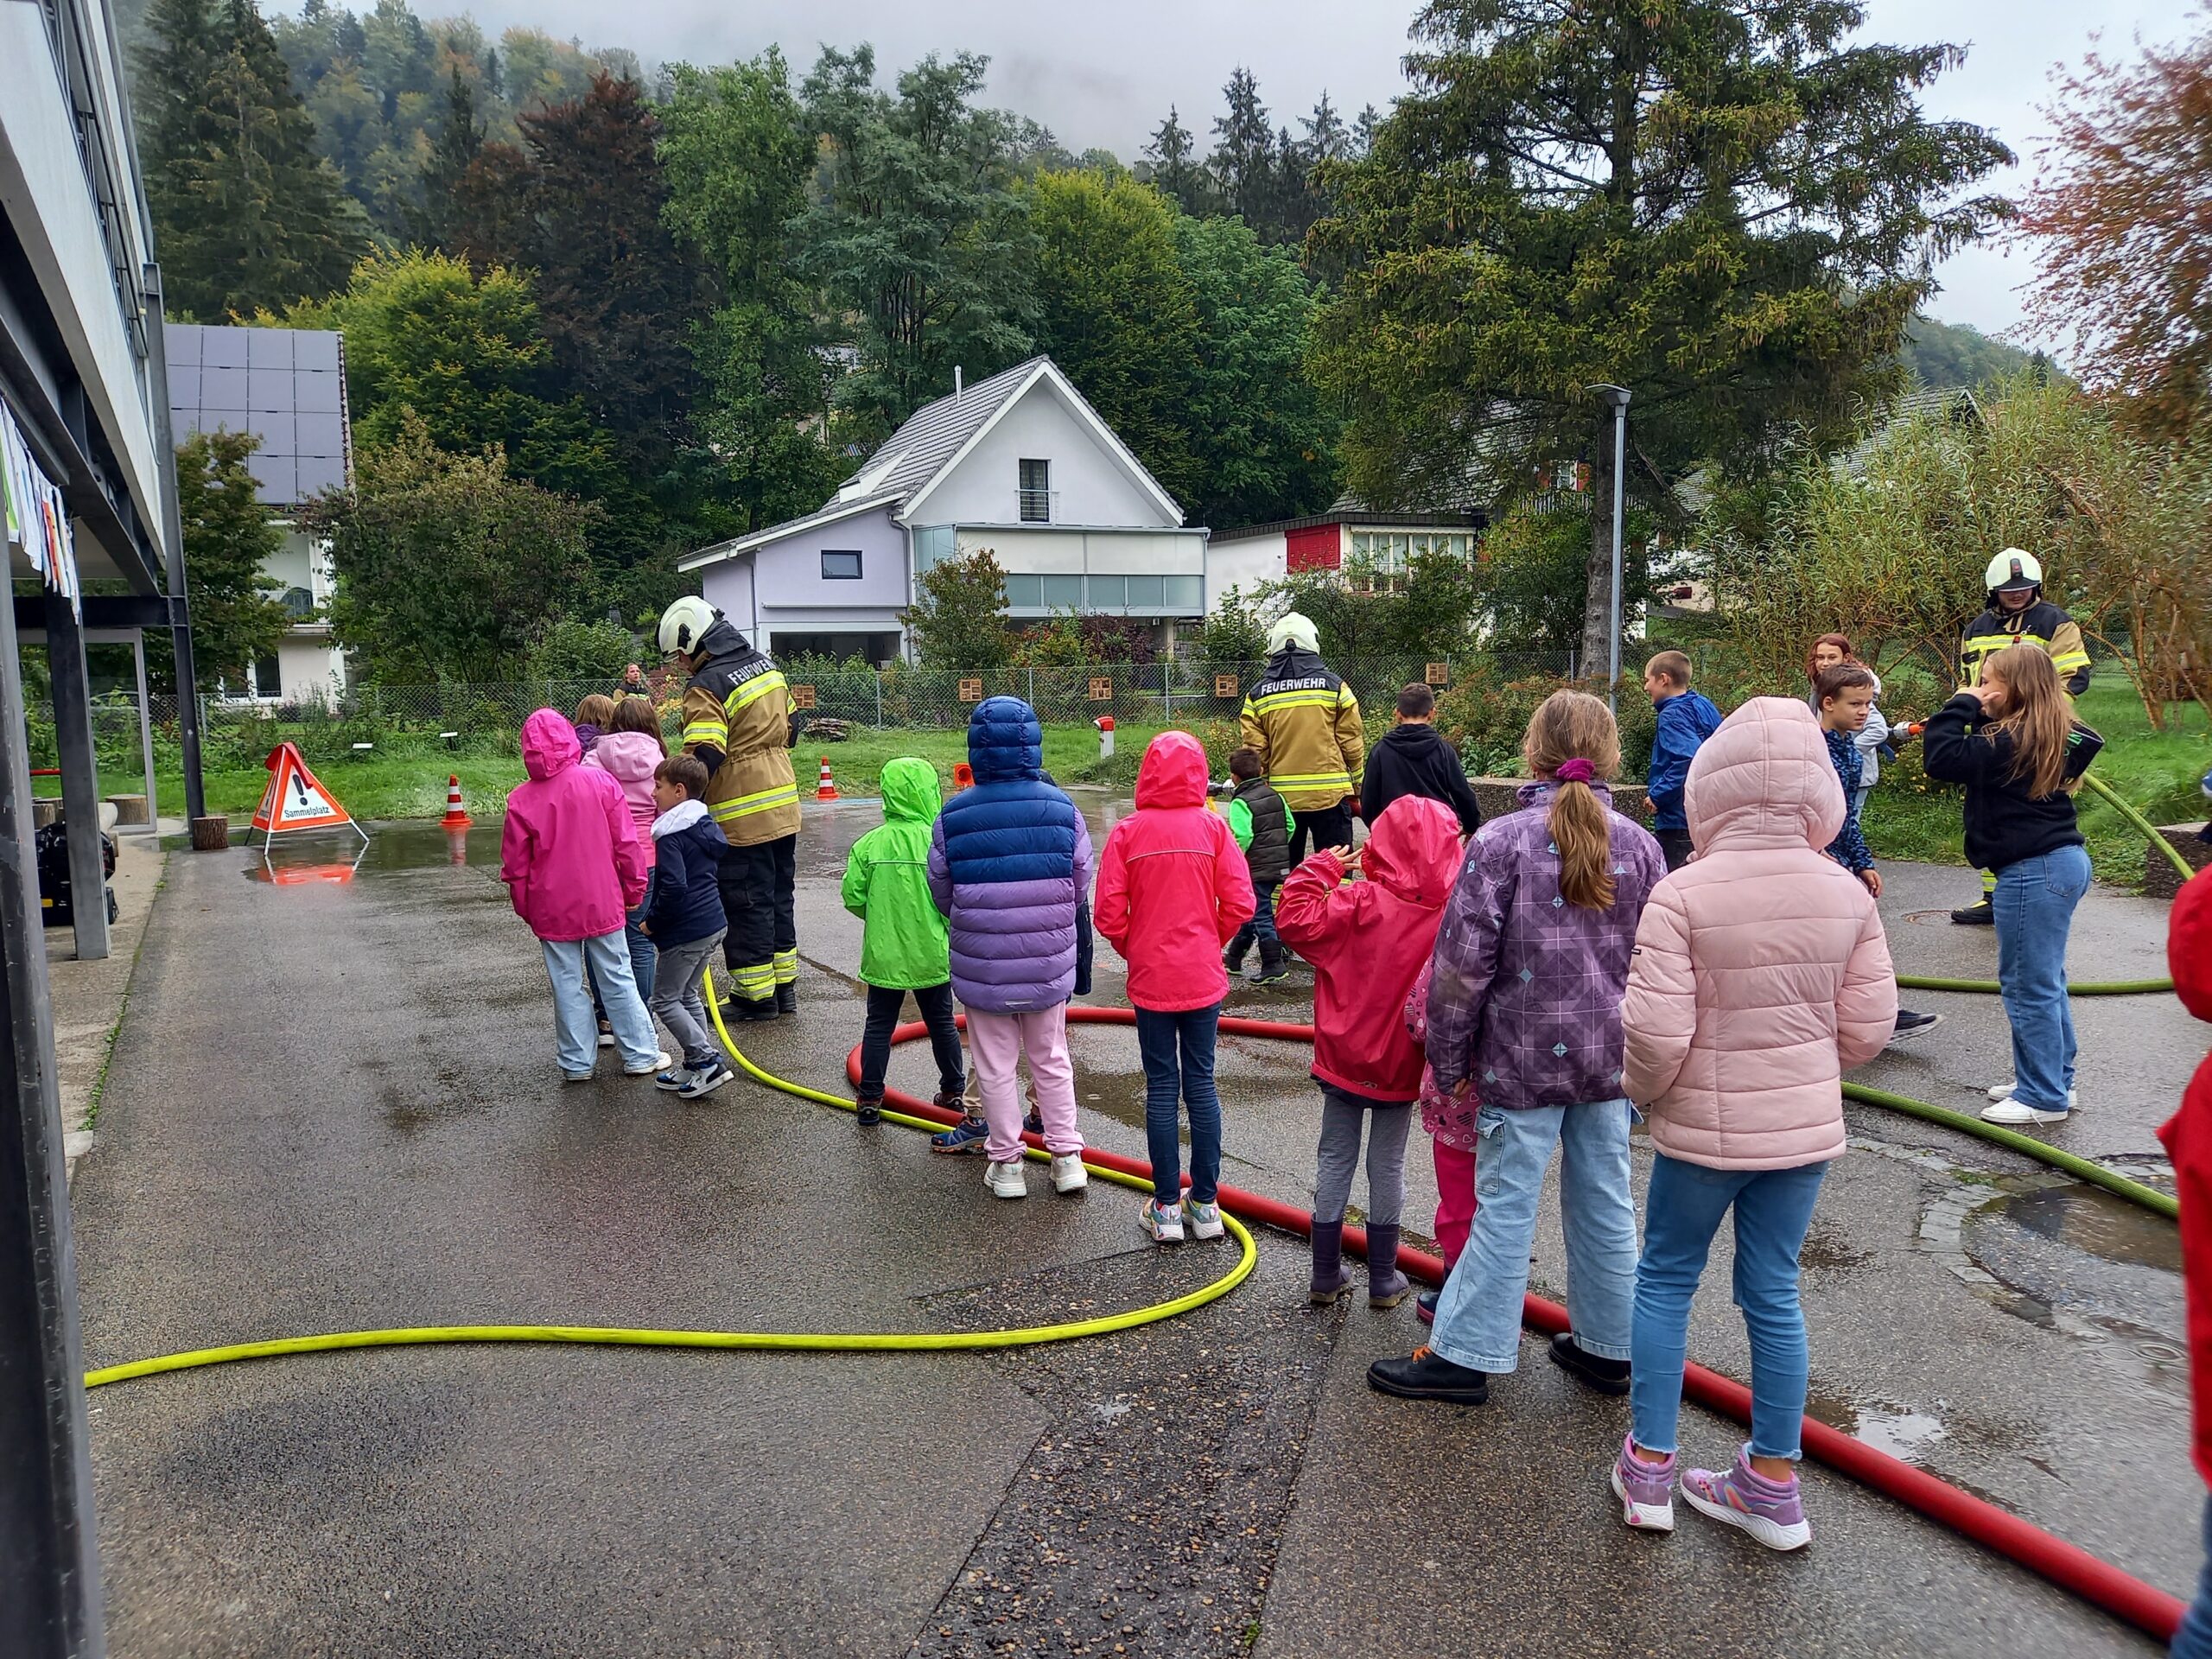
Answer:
[
  {"left": 926, "top": 697, "right": 1094, "bottom": 1202},
  {"left": 1368, "top": 690, "right": 1663, "bottom": 1408}
]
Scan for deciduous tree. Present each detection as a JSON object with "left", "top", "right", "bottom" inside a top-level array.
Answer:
[
  {"left": 1175, "top": 214, "right": 1338, "bottom": 528},
  {"left": 901, "top": 550, "right": 1011, "bottom": 673},
  {"left": 302, "top": 417, "right": 603, "bottom": 683},
  {"left": 796, "top": 48, "right": 1038, "bottom": 436},
  {"left": 2017, "top": 16, "right": 2212, "bottom": 437},
  {"left": 173, "top": 429, "right": 290, "bottom": 688},
  {"left": 1029, "top": 172, "right": 1202, "bottom": 509},
  {"left": 659, "top": 52, "right": 843, "bottom": 533}
]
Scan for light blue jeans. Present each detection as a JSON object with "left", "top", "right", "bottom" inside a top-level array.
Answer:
[
  {"left": 1630, "top": 1154, "right": 1827, "bottom": 1459},
  {"left": 1993, "top": 844, "right": 2091, "bottom": 1110},
  {"left": 1429, "top": 1099, "right": 1637, "bottom": 1374},
  {"left": 544, "top": 931, "right": 658, "bottom": 1076},
  {"left": 588, "top": 872, "right": 656, "bottom": 1015}
]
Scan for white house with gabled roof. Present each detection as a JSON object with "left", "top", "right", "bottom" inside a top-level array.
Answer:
[{"left": 678, "top": 356, "right": 1209, "bottom": 663}]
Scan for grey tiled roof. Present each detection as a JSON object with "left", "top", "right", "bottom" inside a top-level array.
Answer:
[
  {"left": 164, "top": 324, "right": 353, "bottom": 507},
  {"left": 839, "top": 355, "right": 1046, "bottom": 506}
]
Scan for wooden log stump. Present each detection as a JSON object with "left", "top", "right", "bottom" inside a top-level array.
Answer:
[
  {"left": 106, "top": 793, "right": 149, "bottom": 825},
  {"left": 33, "top": 798, "right": 62, "bottom": 830},
  {"left": 189, "top": 816, "right": 231, "bottom": 852}
]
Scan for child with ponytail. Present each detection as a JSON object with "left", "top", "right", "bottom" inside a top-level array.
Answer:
[{"left": 1369, "top": 691, "right": 1665, "bottom": 1408}]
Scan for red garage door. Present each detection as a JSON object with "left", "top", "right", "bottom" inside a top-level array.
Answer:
[{"left": 1286, "top": 523, "right": 1341, "bottom": 572}]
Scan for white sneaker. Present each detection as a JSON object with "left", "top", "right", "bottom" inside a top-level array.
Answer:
[
  {"left": 984, "top": 1158, "right": 1027, "bottom": 1199},
  {"left": 1181, "top": 1198, "right": 1225, "bottom": 1240},
  {"left": 1051, "top": 1153, "right": 1088, "bottom": 1193},
  {"left": 1982, "top": 1096, "right": 2072, "bottom": 1125},
  {"left": 1141, "top": 1199, "right": 1185, "bottom": 1243},
  {"left": 624, "top": 1050, "right": 673, "bottom": 1077},
  {"left": 1988, "top": 1083, "right": 2076, "bottom": 1108}
]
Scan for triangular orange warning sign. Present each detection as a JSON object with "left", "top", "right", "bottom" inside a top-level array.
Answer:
[{"left": 251, "top": 741, "right": 354, "bottom": 833}]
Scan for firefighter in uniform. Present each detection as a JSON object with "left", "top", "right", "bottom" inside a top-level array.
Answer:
[
  {"left": 1949, "top": 547, "right": 2093, "bottom": 925},
  {"left": 658, "top": 598, "right": 803, "bottom": 1019},
  {"left": 1239, "top": 612, "right": 1366, "bottom": 862}
]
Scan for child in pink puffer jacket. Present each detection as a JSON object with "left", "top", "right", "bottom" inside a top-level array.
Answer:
[{"left": 1610, "top": 697, "right": 1896, "bottom": 1552}]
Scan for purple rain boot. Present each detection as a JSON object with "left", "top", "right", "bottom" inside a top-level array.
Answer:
[
  {"left": 1309, "top": 1220, "right": 1353, "bottom": 1304},
  {"left": 1365, "top": 1224, "right": 1411, "bottom": 1308}
]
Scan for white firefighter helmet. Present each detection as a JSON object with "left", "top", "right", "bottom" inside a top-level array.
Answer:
[
  {"left": 657, "top": 595, "right": 719, "bottom": 658},
  {"left": 1984, "top": 548, "right": 2044, "bottom": 594}
]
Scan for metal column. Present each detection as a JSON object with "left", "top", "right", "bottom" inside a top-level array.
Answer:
[
  {"left": 43, "top": 595, "right": 108, "bottom": 961},
  {"left": 0, "top": 582, "right": 109, "bottom": 1657},
  {"left": 142, "top": 269, "right": 205, "bottom": 824}
]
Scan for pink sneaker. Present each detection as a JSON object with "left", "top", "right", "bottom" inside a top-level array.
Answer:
[
  {"left": 1610, "top": 1434, "right": 1675, "bottom": 1532},
  {"left": 1681, "top": 1448, "right": 1811, "bottom": 1551}
]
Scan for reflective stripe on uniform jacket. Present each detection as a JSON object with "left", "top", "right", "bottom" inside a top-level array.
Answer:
[
  {"left": 1237, "top": 647, "right": 1364, "bottom": 811},
  {"left": 679, "top": 618, "right": 801, "bottom": 847},
  {"left": 1958, "top": 601, "right": 2092, "bottom": 699}
]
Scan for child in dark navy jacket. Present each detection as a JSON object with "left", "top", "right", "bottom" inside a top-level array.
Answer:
[{"left": 645, "top": 754, "right": 733, "bottom": 1099}]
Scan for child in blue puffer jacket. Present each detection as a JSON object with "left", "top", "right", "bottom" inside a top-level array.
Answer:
[{"left": 644, "top": 754, "right": 730, "bottom": 1099}]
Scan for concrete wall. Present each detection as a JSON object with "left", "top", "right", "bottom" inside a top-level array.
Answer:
[
  {"left": 1207, "top": 534, "right": 1285, "bottom": 612},
  {"left": 916, "top": 378, "right": 1178, "bottom": 529},
  {"left": 700, "top": 555, "right": 760, "bottom": 641},
  {"left": 275, "top": 638, "right": 345, "bottom": 702},
  {"left": 751, "top": 506, "right": 907, "bottom": 615}
]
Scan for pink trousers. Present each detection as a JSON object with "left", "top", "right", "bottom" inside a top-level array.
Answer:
[
  {"left": 968, "top": 1005, "right": 1082, "bottom": 1164},
  {"left": 1433, "top": 1138, "right": 1478, "bottom": 1268}
]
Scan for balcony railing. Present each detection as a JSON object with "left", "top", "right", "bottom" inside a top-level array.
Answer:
[{"left": 1017, "top": 487, "right": 1057, "bottom": 524}]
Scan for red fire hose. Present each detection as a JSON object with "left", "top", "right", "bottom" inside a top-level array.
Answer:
[{"left": 857, "top": 1003, "right": 2187, "bottom": 1645}]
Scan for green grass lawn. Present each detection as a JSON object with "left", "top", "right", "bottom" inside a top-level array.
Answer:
[{"left": 1859, "top": 679, "right": 2210, "bottom": 886}]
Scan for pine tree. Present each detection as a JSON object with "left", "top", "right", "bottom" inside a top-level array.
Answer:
[
  {"left": 1209, "top": 68, "right": 1276, "bottom": 233},
  {"left": 410, "top": 66, "right": 483, "bottom": 248},
  {"left": 518, "top": 73, "right": 713, "bottom": 478},
  {"left": 137, "top": 0, "right": 364, "bottom": 319},
  {"left": 1144, "top": 106, "right": 1211, "bottom": 215}
]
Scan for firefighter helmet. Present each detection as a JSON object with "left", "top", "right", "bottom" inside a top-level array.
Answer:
[
  {"left": 1983, "top": 549, "right": 2043, "bottom": 595},
  {"left": 657, "top": 595, "right": 719, "bottom": 658}
]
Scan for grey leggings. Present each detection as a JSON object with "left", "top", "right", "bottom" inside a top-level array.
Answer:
[{"left": 1313, "top": 1085, "right": 1414, "bottom": 1227}]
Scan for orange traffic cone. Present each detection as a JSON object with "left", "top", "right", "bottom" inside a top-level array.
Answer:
[
  {"left": 816, "top": 756, "right": 840, "bottom": 801},
  {"left": 440, "top": 774, "right": 472, "bottom": 829},
  {"left": 953, "top": 762, "right": 975, "bottom": 792}
]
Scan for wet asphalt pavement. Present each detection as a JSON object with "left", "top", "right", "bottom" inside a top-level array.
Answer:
[{"left": 70, "top": 801, "right": 2204, "bottom": 1656}]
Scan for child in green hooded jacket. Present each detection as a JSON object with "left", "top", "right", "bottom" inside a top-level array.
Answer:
[{"left": 843, "top": 757, "right": 967, "bottom": 1126}]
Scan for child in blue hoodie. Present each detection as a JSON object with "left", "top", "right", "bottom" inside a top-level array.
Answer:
[
  {"left": 645, "top": 754, "right": 732, "bottom": 1099},
  {"left": 1643, "top": 651, "right": 1722, "bottom": 872}
]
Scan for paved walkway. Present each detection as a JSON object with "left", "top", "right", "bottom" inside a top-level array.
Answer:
[{"left": 70, "top": 811, "right": 2195, "bottom": 1656}]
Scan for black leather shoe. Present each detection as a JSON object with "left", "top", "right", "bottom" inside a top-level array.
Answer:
[
  {"left": 1949, "top": 898, "right": 1994, "bottom": 925},
  {"left": 775, "top": 982, "right": 798, "bottom": 1015},
  {"left": 725, "top": 995, "right": 779, "bottom": 1023},
  {"left": 1367, "top": 1347, "right": 1489, "bottom": 1403},
  {"left": 1548, "top": 1331, "right": 1631, "bottom": 1395}
]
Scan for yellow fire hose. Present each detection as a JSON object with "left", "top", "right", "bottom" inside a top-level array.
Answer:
[{"left": 83, "top": 976, "right": 1255, "bottom": 1391}]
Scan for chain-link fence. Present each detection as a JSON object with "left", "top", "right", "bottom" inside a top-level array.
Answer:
[{"left": 22, "top": 650, "right": 1593, "bottom": 804}]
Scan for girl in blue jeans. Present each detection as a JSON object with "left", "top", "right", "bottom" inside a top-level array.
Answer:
[
  {"left": 1612, "top": 696, "right": 1897, "bottom": 1549},
  {"left": 1368, "top": 692, "right": 1664, "bottom": 1405},
  {"left": 1922, "top": 644, "right": 2104, "bottom": 1127}
]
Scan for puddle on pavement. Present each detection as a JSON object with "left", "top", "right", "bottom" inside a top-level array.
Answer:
[
  {"left": 1808, "top": 1392, "right": 1948, "bottom": 1463},
  {"left": 1957, "top": 1181, "right": 2185, "bottom": 1354}
]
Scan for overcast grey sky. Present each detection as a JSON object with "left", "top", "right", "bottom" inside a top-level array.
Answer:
[{"left": 306, "top": 0, "right": 2187, "bottom": 342}]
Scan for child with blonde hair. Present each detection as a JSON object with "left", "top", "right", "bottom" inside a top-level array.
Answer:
[{"left": 1369, "top": 691, "right": 1663, "bottom": 1406}]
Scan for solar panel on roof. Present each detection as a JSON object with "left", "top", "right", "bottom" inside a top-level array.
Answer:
[{"left": 165, "top": 323, "right": 353, "bottom": 507}]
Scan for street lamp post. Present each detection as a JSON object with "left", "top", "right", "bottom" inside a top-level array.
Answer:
[{"left": 1586, "top": 384, "right": 1631, "bottom": 714}]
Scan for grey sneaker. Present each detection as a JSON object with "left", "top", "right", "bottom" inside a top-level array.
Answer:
[
  {"left": 653, "top": 1065, "right": 692, "bottom": 1092},
  {"left": 1181, "top": 1198, "right": 1225, "bottom": 1240}
]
